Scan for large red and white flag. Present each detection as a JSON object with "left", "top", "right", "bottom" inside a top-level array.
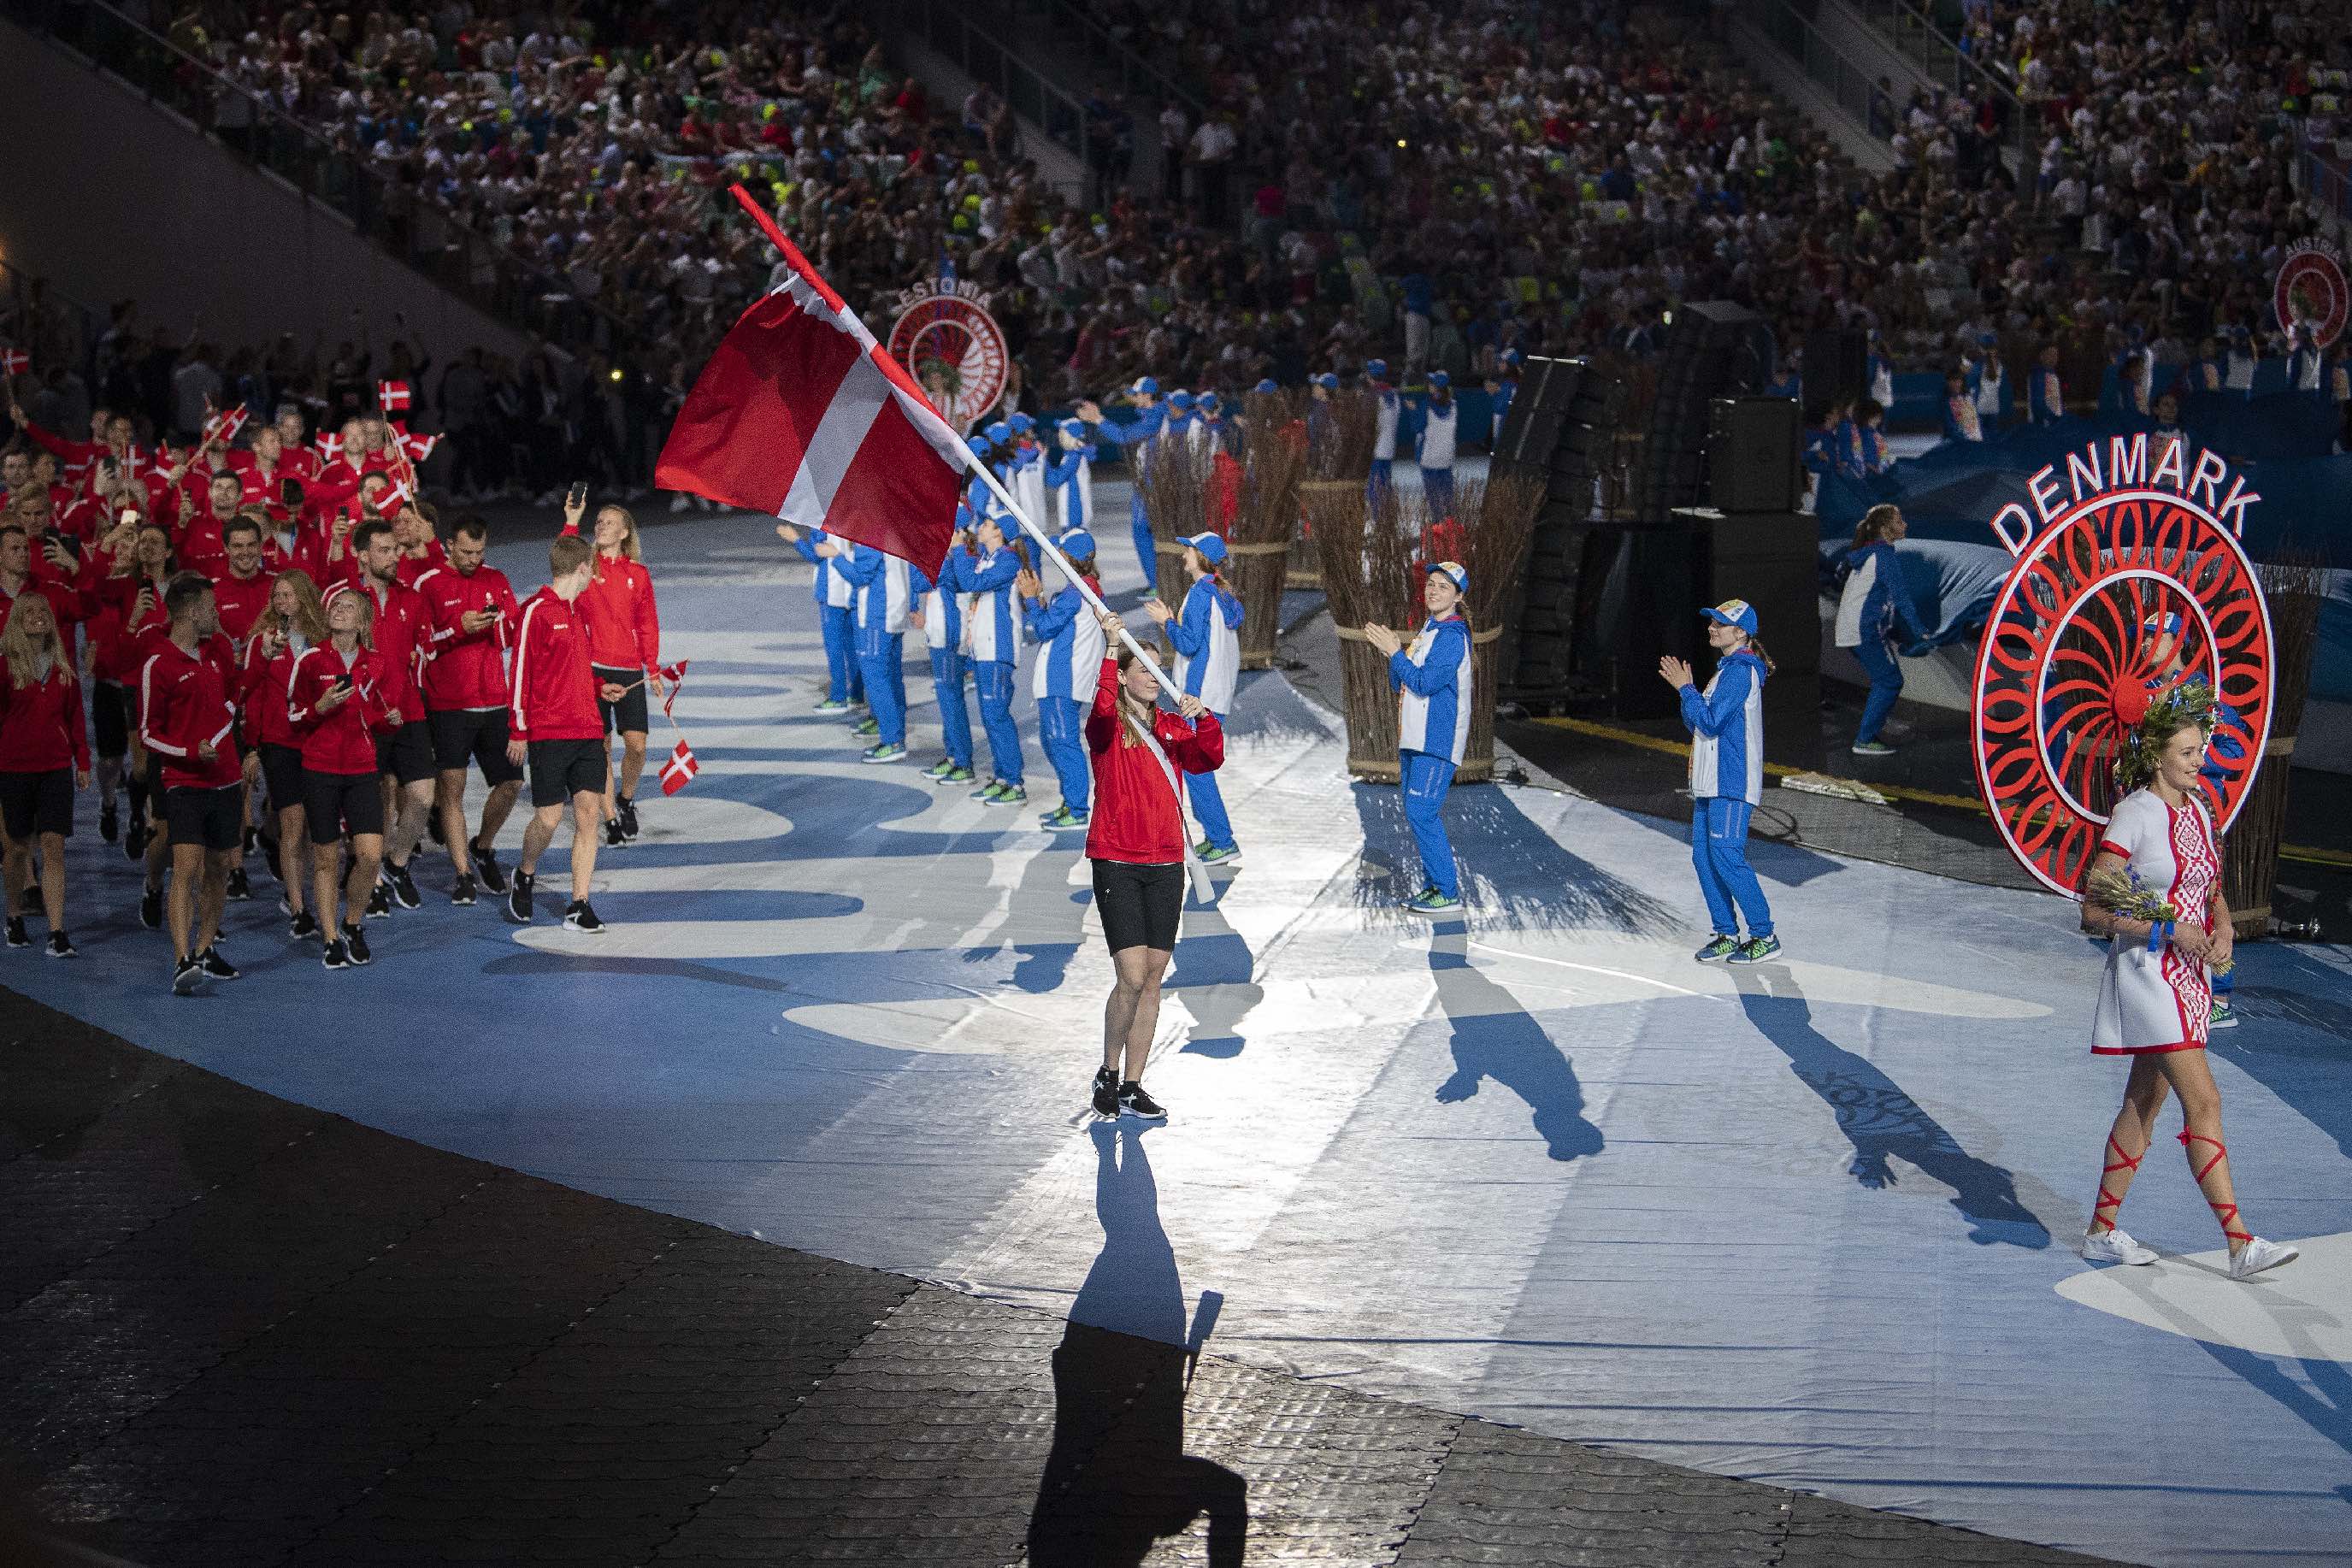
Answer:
[
  {"left": 655, "top": 186, "right": 964, "bottom": 574},
  {"left": 658, "top": 738, "right": 699, "bottom": 795}
]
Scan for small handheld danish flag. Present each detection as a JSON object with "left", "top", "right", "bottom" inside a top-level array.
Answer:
[
  {"left": 376, "top": 380, "right": 411, "bottom": 415},
  {"left": 315, "top": 431, "right": 343, "bottom": 463},
  {"left": 399, "top": 430, "right": 439, "bottom": 463},
  {"left": 658, "top": 738, "right": 699, "bottom": 795},
  {"left": 203, "top": 404, "right": 249, "bottom": 445},
  {"left": 0, "top": 348, "right": 28, "bottom": 376},
  {"left": 656, "top": 659, "right": 688, "bottom": 716}
]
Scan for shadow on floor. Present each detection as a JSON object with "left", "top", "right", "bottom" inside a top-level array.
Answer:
[{"left": 1427, "top": 924, "right": 1605, "bottom": 1163}]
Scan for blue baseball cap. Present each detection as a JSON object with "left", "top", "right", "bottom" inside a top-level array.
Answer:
[
  {"left": 965, "top": 434, "right": 992, "bottom": 457},
  {"left": 1977, "top": 332, "right": 1998, "bottom": 348},
  {"left": 1253, "top": 377, "right": 1279, "bottom": 393},
  {"left": 1365, "top": 358, "right": 1390, "bottom": 380},
  {"left": 2142, "top": 611, "right": 2184, "bottom": 636},
  {"left": 986, "top": 421, "right": 1012, "bottom": 445},
  {"left": 1131, "top": 375, "right": 1160, "bottom": 396},
  {"left": 1703, "top": 598, "right": 1760, "bottom": 634},
  {"left": 1198, "top": 391, "right": 1220, "bottom": 410},
  {"left": 1168, "top": 390, "right": 1196, "bottom": 410},
  {"left": 1184, "top": 532, "right": 1228, "bottom": 564},
  {"left": 1314, "top": 372, "right": 1339, "bottom": 390},
  {"left": 1429, "top": 559, "right": 1467, "bottom": 593},
  {"left": 1058, "top": 417, "right": 1087, "bottom": 441},
  {"left": 1500, "top": 348, "right": 1523, "bottom": 366},
  {"left": 1009, "top": 411, "right": 1036, "bottom": 433},
  {"left": 1429, "top": 370, "right": 1450, "bottom": 389},
  {"left": 1058, "top": 528, "right": 1097, "bottom": 559}
]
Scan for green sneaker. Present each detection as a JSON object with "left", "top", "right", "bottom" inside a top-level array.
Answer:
[
  {"left": 1728, "top": 934, "right": 1783, "bottom": 964},
  {"left": 941, "top": 765, "right": 977, "bottom": 784},
  {"left": 1193, "top": 837, "right": 1215, "bottom": 858},
  {"left": 922, "top": 757, "right": 955, "bottom": 780},
  {"left": 852, "top": 716, "right": 881, "bottom": 738},
  {"left": 813, "top": 697, "right": 848, "bottom": 712},
  {"left": 1198, "top": 843, "right": 1241, "bottom": 865},
  {"left": 1039, "top": 805, "right": 1089, "bottom": 829},
  {"left": 1850, "top": 740, "right": 1896, "bottom": 757},
  {"left": 992, "top": 783, "right": 1029, "bottom": 805},
  {"left": 2208, "top": 1000, "right": 2239, "bottom": 1029},
  {"left": 860, "top": 742, "right": 907, "bottom": 764},
  {"left": 1406, "top": 888, "right": 1464, "bottom": 915},
  {"left": 970, "top": 780, "right": 1009, "bottom": 802},
  {"left": 1694, "top": 934, "right": 1741, "bottom": 963}
]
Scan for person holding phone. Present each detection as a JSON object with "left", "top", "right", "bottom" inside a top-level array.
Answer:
[
  {"left": 504, "top": 533, "right": 609, "bottom": 931},
  {"left": 333, "top": 520, "right": 434, "bottom": 914},
  {"left": 415, "top": 515, "right": 524, "bottom": 905},
  {"left": 241, "top": 569, "right": 327, "bottom": 937},
  {"left": 288, "top": 587, "right": 398, "bottom": 967},
  {"left": 558, "top": 491, "right": 663, "bottom": 843},
  {"left": 139, "top": 573, "right": 245, "bottom": 995}
]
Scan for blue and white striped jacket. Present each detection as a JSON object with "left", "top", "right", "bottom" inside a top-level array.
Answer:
[
  {"left": 793, "top": 530, "right": 855, "bottom": 609},
  {"left": 1024, "top": 581, "right": 1106, "bottom": 702},
  {"left": 1167, "top": 575, "right": 1244, "bottom": 714},
  {"left": 950, "top": 545, "right": 1024, "bottom": 663},
  {"left": 1390, "top": 615, "right": 1470, "bottom": 764},
  {"left": 1682, "top": 650, "right": 1767, "bottom": 805}
]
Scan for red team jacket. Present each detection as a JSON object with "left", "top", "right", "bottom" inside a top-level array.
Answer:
[
  {"left": 327, "top": 575, "right": 429, "bottom": 723},
  {"left": 0, "top": 662, "right": 92, "bottom": 773},
  {"left": 415, "top": 563, "right": 522, "bottom": 712},
  {"left": 558, "top": 524, "right": 662, "bottom": 671},
  {"left": 1082, "top": 658, "right": 1225, "bottom": 865},
  {"left": 211, "top": 569, "right": 274, "bottom": 651},
  {"left": 139, "top": 636, "right": 242, "bottom": 790},
  {"left": 286, "top": 643, "right": 398, "bottom": 773},
  {"left": 239, "top": 628, "right": 307, "bottom": 750},
  {"left": 509, "top": 587, "right": 601, "bottom": 742}
]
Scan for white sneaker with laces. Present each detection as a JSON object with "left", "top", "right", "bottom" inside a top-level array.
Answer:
[
  {"left": 2082, "top": 1227, "right": 2158, "bottom": 1266},
  {"left": 2228, "top": 1236, "right": 2299, "bottom": 1280}
]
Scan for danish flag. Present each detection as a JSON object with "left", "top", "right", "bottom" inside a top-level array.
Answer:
[
  {"left": 315, "top": 432, "right": 343, "bottom": 463},
  {"left": 0, "top": 349, "right": 28, "bottom": 376},
  {"left": 400, "top": 430, "right": 440, "bottom": 463},
  {"left": 654, "top": 185, "right": 963, "bottom": 575},
  {"left": 203, "top": 404, "right": 249, "bottom": 445},
  {"left": 656, "top": 659, "right": 688, "bottom": 716},
  {"left": 374, "top": 480, "right": 412, "bottom": 517},
  {"left": 658, "top": 738, "right": 699, "bottom": 795},
  {"left": 376, "top": 380, "right": 411, "bottom": 415}
]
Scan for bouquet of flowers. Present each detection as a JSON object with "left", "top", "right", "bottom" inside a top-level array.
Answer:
[{"left": 2085, "top": 864, "right": 2233, "bottom": 976}]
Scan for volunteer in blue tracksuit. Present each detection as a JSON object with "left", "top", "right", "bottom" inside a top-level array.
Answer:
[
  {"left": 829, "top": 537, "right": 913, "bottom": 763},
  {"left": 951, "top": 514, "right": 1028, "bottom": 803},
  {"left": 909, "top": 509, "right": 977, "bottom": 783},
  {"left": 1045, "top": 417, "right": 1095, "bottom": 534},
  {"left": 1365, "top": 559, "right": 1471, "bottom": 914},
  {"left": 1017, "top": 530, "right": 1106, "bottom": 828},
  {"left": 962, "top": 433, "right": 1003, "bottom": 527},
  {"left": 1193, "top": 391, "right": 1228, "bottom": 453},
  {"left": 1418, "top": 371, "right": 1459, "bottom": 516},
  {"left": 1663, "top": 598, "right": 1779, "bottom": 963},
  {"left": 1366, "top": 359, "right": 1400, "bottom": 498},
  {"left": 1834, "top": 503, "right": 1931, "bottom": 756},
  {"left": 1008, "top": 411, "right": 1048, "bottom": 523},
  {"left": 2028, "top": 343, "right": 2066, "bottom": 426},
  {"left": 775, "top": 522, "right": 864, "bottom": 710},
  {"left": 1145, "top": 531, "right": 1245, "bottom": 864},
  {"left": 1076, "top": 376, "right": 1168, "bottom": 589},
  {"left": 1307, "top": 372, "right": 1340, "bottom": 447},
  {"left": 1483, "top": 349, "right": 1520, "bottom": 449}
]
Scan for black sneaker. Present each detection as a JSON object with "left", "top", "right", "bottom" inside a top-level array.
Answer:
[
  {"left": 1117, "top": 1081, "right": 1167, "bottom": 1122},
  {"left": 99, "top": 802, "right": 119, "bottom": 842},
  {"left": 198, "top": 946, "right": 239, "bottom": 980},
  {"left": 343, "top": 923, "right": 373, "bottom": 965},
  {"left": 473, "top": 844, "right": 509, "bottom": 894},
  {"left": 505, "top": 871, "right": 534, "bottom": 924},
  {"left": 139, "top": 887, "right": 163, "bottom": 930},
  {"left": 4, "top": 917, "right": 27, "bottom": 949},
  {"left": 171, "top": 958, "right": 203, "bottom": 996},
  {"left": 603, "top": 818, "right": 626, "bottom": 849},
  {"left": 289, "top": 910, "right": 320, "bottom": 940},
  {"left": 225, "top": 867, "right": 252, "bottom": 903},
  {"left": 124, "top": 818, "right": 147, "bottom": 860},
  {"left": 1091, "top": 1066, "right": 1119, "bottom": 1119},
  {"left": 563, "top": 899, "right": 605, "bottom": 933},
  {"left": 364, "top": 883, "right": 392, "bottom": 920},
  {"left": 386, "top": 860, "right": 421, "bottom": 910},
  {"left": 451, "top": 872, "right": 478, "bottom": 906},
  {"left": 618, "top": 797, "right": 640, "bottom": 842},
  {"left": 46, "top": 931, "right": 76, "bottom": 958},
  {"left": 322, "top": 938, "right": 351, "bottom": 970}
]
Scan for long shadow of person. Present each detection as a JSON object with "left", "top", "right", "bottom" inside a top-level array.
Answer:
[
  {"left": 1168, "top": 883, "right": 1263, "bottom": 1058},
  {"left": 1730, "top": 968, "right": 2050, "bottom": 1248},
  {"left": 1427, "top": 926, "right": 1606, "bottom": 1163},
  {"left": 1028, "top": 1124, "right": 1247, "bottom": 1566}
]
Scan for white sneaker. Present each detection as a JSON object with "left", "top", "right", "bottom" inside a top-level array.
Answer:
[
  {"left": 2082, "top": 1227, "right": 2158, "bottom": 1266},
  {"left": 2228, "top": 1237, "right": 2299, "bottom": 1280},
  {"left": 669, "top": 492, "right": 692, "bottom": 513}
]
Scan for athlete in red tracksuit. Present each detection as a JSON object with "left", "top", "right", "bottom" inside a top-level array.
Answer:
[
  {"left": 561, "top": 498, "right": 662, "bottom": 842},
  {"left": 1080, "top": 618, "right": 1223, "bottom": 1123},
  {"left": 505, "top": 536, "right": 606, "bottom": 929},
  {"left": 240, "top": 571, "right": 327, "bottom": 936},
  {"left": 415, "top": 517, "right": 523, "bottom": 904},
  {"left": 139, "top": 575, "right": 246, "bottom": 989},
  {"left": 0, "top": 589, "right": 91, "bottom": 956},
  {"left": 287, "top": 588, "right": 400, "bottom": 966},
  {"left": 329, "top": 522, "right": 435, "bottom": 910}
]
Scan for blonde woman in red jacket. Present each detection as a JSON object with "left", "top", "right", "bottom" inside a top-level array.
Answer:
[
  {"left": 287, "top": 590, "right": 399, "bottom": 969},
  {"left": 559, "top": 492, "right": 661, "bottom": 846},
  {"left": 0, "top": 592, "right": 91, "bottom": 956},
  {"left": 1082, "top": 610, "right": 1223, "bottom": 1123},
  {"left": 240, "top": 569, "right": 330, "bottom": 939}
]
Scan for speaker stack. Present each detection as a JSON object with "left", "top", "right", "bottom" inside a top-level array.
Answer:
[
  {"left": 1633, "top": 301, "right": 1777, "bottom": 523},
  {"left": 1801, "top": 327, "right": 1867, "bottom": 415},
  {"left": 1489, "top": 356, "right": 1624, "bottom": 707}
]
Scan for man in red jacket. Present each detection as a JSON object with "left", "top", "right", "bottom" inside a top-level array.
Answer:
[
  {"left": 416, "top": 515, "right": 524, "bottom": 905},
  {"left": 175, "top": 469, "right": 245, "bottom": 580},
  {"left": 504, "top": 533, "right": 607, "bottom": 931},
  {"left": 139, "top": 572, "right": 246, "bottom": 995},
  {"left": 331, "top": 520, "right": 433, "bottom": 913}
]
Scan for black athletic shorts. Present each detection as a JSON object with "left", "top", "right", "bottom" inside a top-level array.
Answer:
[
  {"left": 304, "top": 769, "right": 386, "bottom": 845},
  {"left": 0, "top": 769, "right": 74, "bottom": 840},
  {"left": 528, "top": 737, "right": 605, "bottom": 809},
  {"left": 92, "top": 681, "right": 131, "bottom": 758},
  {"left": 165, "top": 782, "right": 243, "bottom": 852},
  {"left": 428, "top": 707, "right": 522, "bottom": 784},
  {"left": 1091, "top": 858, "right": 1183, "bottom": 954},
  {"left": 256, "top": 743, "right": 305, "bottom": 814},
  {"left": 594, "top": 663, "right": 648, "bottom": 736},
  {"left": 374, "top": 718, "right": 435, "bottom": 786}
]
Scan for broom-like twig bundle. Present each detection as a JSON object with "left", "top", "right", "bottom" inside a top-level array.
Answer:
[
  {"left": 1305, "top": 388, "right": 1380, "bottom": 481},
  {"left": 1448, "top": 469, "right": 1547, "bottom": 628},
  {"left": 1312, "top": 481, "right": 1417, "bottom": 633},
  {"left": 1137, "top": 431, "right": 1217, "bottom": 610},
  {"left": 1234, "top": 390, "right": 1309, "bottom": 548}
]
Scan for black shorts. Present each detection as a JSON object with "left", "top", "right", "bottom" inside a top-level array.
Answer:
[
  {"left": 374, "top": 718, "right": 435, "bottom": 786},
  {"left": 428, "top": 707, "right": 522, "bottom": 784},
  {"left": 594, "top": 664, "right": 648, "bottom": 736},
  {"left": 92, "top": 681, "right": 131, "bottom": 758},
  {"left": 257, "top": 743, "right": 307, "bottom": 814},
  {"left": 528, "top": 738, "right": 605, "bottom": 809},
  {"left": 1091, "top": 859, "right": 1183, "bottom": 954},
  {"left": 0, "top": 769, "right": 74, "bottom": 840},
  {"left": 305, "top": 769, "right": 386, "bottom": 845},
  {"left": 166, "top": 783, "right": 243, "bottom": 852}
]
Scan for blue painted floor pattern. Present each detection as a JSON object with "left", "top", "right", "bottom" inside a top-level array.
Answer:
[{"left": 6, "top": 510, "right": 2349, "bottom": 1567}]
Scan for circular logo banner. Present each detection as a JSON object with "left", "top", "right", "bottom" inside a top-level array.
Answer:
[
  {"left": 886, "top": 281, "right": 1009, "bottom": 434},
  {"left": 1972, "top": 442, "right": 2272, "bottom": 898},
  {"left": 2274, "top": 238, "right": 2349, "bottom": 349}
]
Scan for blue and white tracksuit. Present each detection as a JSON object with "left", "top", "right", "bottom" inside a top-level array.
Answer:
[
  {"left": 1167, "top": 575, "right": 1245, "bottom": 852},
  {"left": 1369, "top": 385, "right": 1400, "bottom": 497},
  {"left": 951, "top": 543, "right": 1025, "bottom": 785},
  {"left": 911, "top": 556, "right": 974, "bottom": 769},
  {"left": 793, "top": 529, "right": 863, "bottom": 704},
  {"left": 837, "top": 545, "right": 911, "bottom": 747},
  {"left": 1488, "top": 379, "right": 1516, "bottom": 448},
  {"left": 1024, "top": 578, "right": 1106, "bottom": 812},
  {"left": 1012, "top": 443, "right": 1048, "bottom": 526},
  {"left": 1680, "top": 650, "right": 1772, "bottom": 939},
  {"left": 1046, "top": 445, "right": 1095, "bottom": 534},
  {"left": 1091, "top": 405, "right": 1170, "bottom": 588},
  {"left": 1418, "top": 398, "right": 1458, "bottom": 516},
  {"left": 1834, "top": 540, "right": 1931, "bottom": 746},
  {"left": 1389, "top": 615, "right": 1471, "bottom": 901}
]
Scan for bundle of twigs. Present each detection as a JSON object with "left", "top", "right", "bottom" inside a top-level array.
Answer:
[
  {"left": 1445, "top": 469, "right": 1546, "bottom": 631},
  {"left": 1309, "top": 480, "right": 1419, "bottom": 779},
  {"left": 1305, "top": 388, "right": 1379, "bottom": 481},
  {"left": 2221, "top": 551, "right": 2325, "bottom": 938},
  {"left": 1229, "top": 390, "right": 1310, "bottom": 667},
  {"left": 1136, "top": 430, "right": 1217, "bottom": 616}
]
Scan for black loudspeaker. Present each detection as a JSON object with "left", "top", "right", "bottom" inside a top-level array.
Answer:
[
  {"left": 1708, "top": 398, "right": 1803, "bottom": 513},
  {"left": 1677, "top": 506, "right": 1821, "bottom": 699},
  {"left": 1635, "top": 302, "right": 1774, "bottom": 525},
  {"left": 1802, "top": 327, "right": 1867, "bottom": 414},
  {"left": 1489, "top": 357, "right": 1626, "bottom": 705}
]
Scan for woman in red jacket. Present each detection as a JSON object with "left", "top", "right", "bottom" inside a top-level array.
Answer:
[
  {"left": 0, "top": 592, "right": 91, "bottom": 957},
  {"left": 1083, "top": 610, "right": 1223, "bottom": 1123},
  {"left": 286, "top": 588, "right": 398, "bottom": 968},
  {"left": 559, "top": 494, "right": 661, "bottom": 845},
  {"left": 242, "top": 569, "right": 329, "bottom": 938}
]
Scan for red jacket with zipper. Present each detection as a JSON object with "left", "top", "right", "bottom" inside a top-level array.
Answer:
[
  {"left": 508, "top": 587, "right": 600, "bottom": 741},
  {"left": 1082, "top": 658, "right": 1224, "bottom": 864},
  {"left": 0, "top": 662, "right": 91, "bottom": 772},
  {"left": 139, "top": 635, "right": 242, "bottom": 789},
  {"left": 286, "top": 643, "right": 398, "bottom": 773},
  {"left": 416, "top": 563, "right": 521, "bottom": 711}
]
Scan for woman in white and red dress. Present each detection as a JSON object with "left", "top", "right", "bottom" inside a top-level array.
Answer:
[
  {"left": 2078, "top": 693, "right": 2297, "bottom": 1280},
  {"left": 1082, "top": 610, "right": 1221, "bottom": 1124}
]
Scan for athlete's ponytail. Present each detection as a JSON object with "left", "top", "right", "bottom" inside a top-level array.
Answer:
[
  {"left": 1743, "top": 632, "right": 1776, "bottom": 675},
  {"left": 1851, "top": 504, "right": 1901, "bottom": 551}
]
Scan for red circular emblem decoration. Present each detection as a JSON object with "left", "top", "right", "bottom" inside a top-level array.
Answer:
[
  {"left": 2274, "top": 239, "right": 2349, "bottom": 350},
  {"left": 1972, "top": 489, "right": 2272, "bottom": 898},
  {"left": 886, "top": 286, "right": 1010, "bottom": 434}
]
